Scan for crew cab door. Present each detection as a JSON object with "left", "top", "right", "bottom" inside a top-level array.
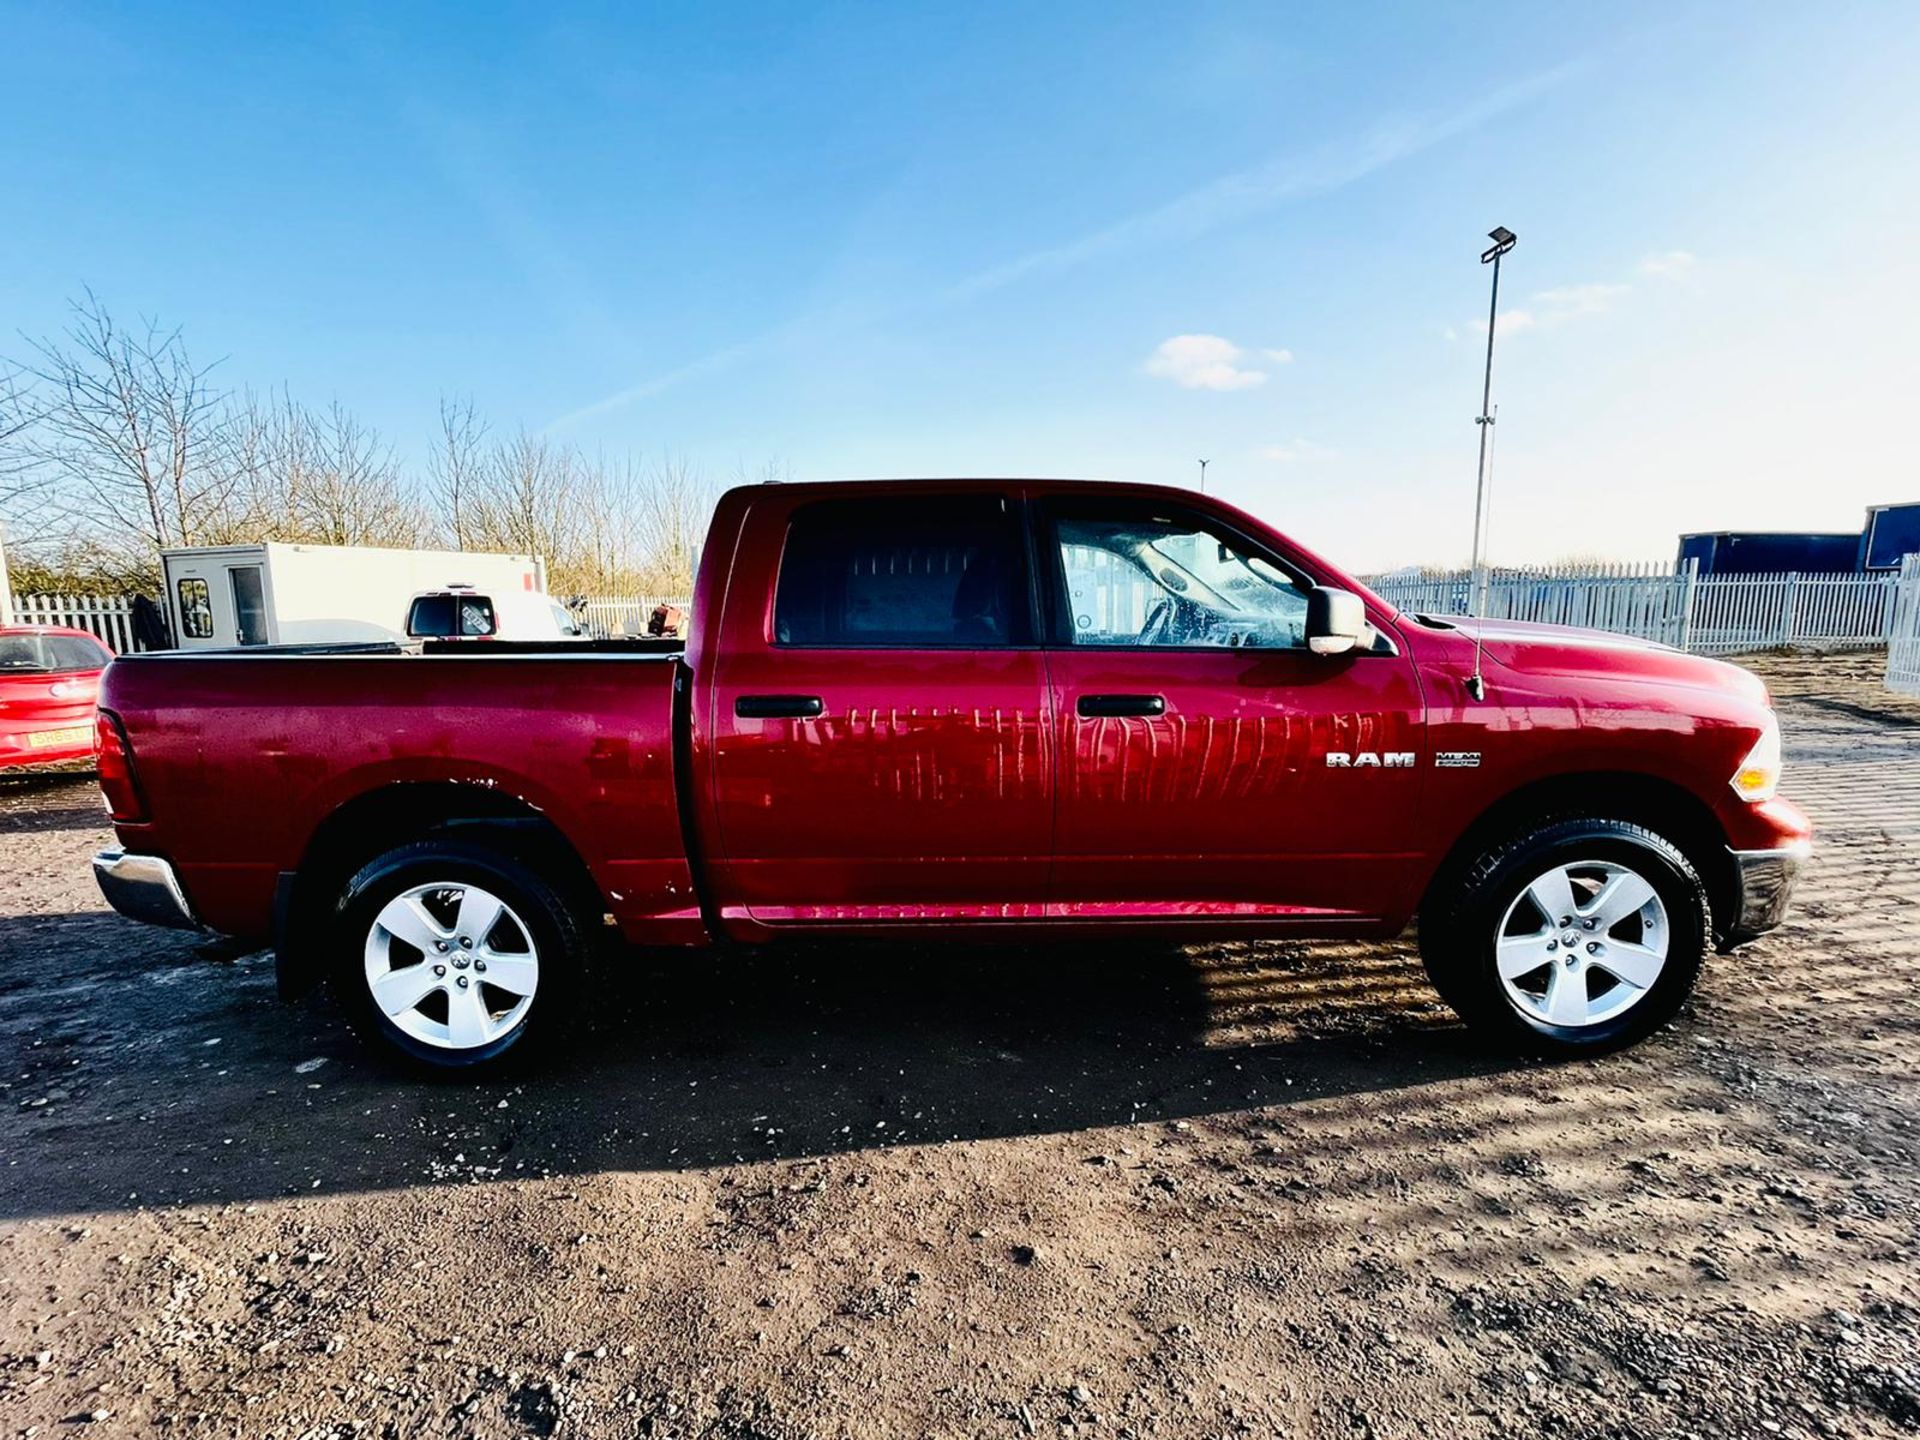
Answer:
[
  {"left": 1039, "top": 495, "right": 1427, "bottom": 924},
  {"left": 704, "top": 491, "right": 1052, "bottom": 926}
]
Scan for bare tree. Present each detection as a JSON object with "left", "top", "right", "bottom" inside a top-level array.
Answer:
[
  {"left": 0, "top": 364, "right": 41, "bottom": 504},
  {"left": 428, "top": 396, "right": 488, "bottom": 550},
  {"left": 636, "top": 455, "right": 718, "bottom": 593},
  {"left": 293, "top": 400, "right": 428, "bottom": 547},
  {"left": 2, "top": 289, "right": 731, "bottom": 600},
  {"left": 14, "top": 292, "right": 230, "bottom": 553}
]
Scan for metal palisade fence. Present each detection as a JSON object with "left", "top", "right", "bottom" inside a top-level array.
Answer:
[
  {"left": 577, "top": 595, "right": 693, "bottom": 639},
  {"left": 1363, "top": 561, "right": 1908, "bottom": 657},
  {"left": 1887, "top": 554, "right": 1920, "bottom": 697}
]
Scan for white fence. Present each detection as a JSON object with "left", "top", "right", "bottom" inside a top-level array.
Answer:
[
  {"left": 1887, "top": 555, "right": 1920, "bottom": 697},
  {"left": 1364, "top": 563, "right": 1904, "bottom": 656},
  {"left": 8, "top": 594, "right": 140, "bottom": 652}
]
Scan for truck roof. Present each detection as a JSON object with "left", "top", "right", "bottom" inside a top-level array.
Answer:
[{"left": 722, "top": 476, "right": 1212, "bottom": 502}]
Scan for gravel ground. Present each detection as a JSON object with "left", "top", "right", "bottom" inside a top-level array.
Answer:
[{"left": 1, "top": 651, "right": 1916, "bottom": 1439}]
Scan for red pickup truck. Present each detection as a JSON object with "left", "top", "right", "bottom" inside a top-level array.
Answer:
[{"left": 93, "top": 480, "right": 1810, "bottom": 1070}]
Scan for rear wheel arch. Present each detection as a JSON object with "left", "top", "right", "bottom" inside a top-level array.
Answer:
[
  {"left": 276, "top": 782, "right": 606, "bottom": 997},
  {"left": 1421, "top": 771, "right": 1737, "bottom": 938}
]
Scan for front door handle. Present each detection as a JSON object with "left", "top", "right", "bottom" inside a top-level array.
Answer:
[
  {"left": 735, "top": 694, "right": 825, "bottom": 719},
  {"left": 1077, "top": 693, "right": 1166, "bottom": 718}
]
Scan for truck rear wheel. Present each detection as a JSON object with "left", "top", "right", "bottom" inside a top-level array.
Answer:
[
  {"left": 333, "top": 839, "right": 587, "bottom": 1072},
  {"left": 1421, "top": 818, "right": 1710, "bottom": 1054}
]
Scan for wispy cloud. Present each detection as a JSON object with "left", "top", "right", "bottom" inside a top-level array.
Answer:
[
  {"left": 1145, "top": 334, "right": 1280, "bottom": 391},
  {"left": 1257, "top": 438, "right": 1337, "bottom": 464},
  {"left": 942, "top": 63, "right": 1577, "bottom": 308},
  {"left": 549, "top": 60, "right": 1580, "bottom": 429},
  {"left": 1640, "top": 249, "right": 1698, "bottom": 279},
  {"left": 1467, "top": 251, "right": 1701, "bottom": 341},
  {"left": 1477, "top": 280, "right": 1628, "bottom": 337},
  {"left": 1532, "top": 282, "right": 1629, "bottom": 315}
]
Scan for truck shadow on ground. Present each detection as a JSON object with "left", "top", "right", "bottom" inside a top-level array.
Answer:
[{"left": 0, "top": 910, "right": 1536, "bottom": 1221}]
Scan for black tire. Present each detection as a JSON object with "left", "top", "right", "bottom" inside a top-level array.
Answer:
[
  {"left": 1421, "top": 818, "right": 1710, "bottom": 1055},
  {"left": 331, "top": 839, "right": 588, "bottom": 1074}
]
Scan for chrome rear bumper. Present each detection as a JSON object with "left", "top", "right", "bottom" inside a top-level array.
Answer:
[
  {"left": 93, "top": 848, "right": 200, "bottom": 930},
  {"left": 1723, "top": 840, "right": 1812, "bottom": 947}
]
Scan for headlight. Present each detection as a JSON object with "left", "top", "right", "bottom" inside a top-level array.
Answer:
[{"left": 1730, "top": 713, "right": 1781, "bottom": 803}]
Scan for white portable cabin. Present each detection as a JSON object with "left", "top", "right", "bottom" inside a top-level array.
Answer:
[{"left": 160, "top": 542, "right": 547, "bottom": 649}]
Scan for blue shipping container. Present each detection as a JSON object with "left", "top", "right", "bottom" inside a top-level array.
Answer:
[
  {"left": 1860, "top": 503, "right": 1920, "bottom": 571},
  {"left": 1676, "top": 531, "right": 1861, "bottom": 576}
]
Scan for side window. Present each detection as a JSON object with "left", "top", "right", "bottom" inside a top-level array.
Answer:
[
  {"left": 457, "top": 597, "right": 496, "bottom": 636},
  {"left": 1055, "top": 512, "right": 1311, "bottom": 649},
  {"left": 177, "top": 578, "right": 214, "bottom": 639},
  {"left": 774, "top": 497, "right": 1028, "bottom": 648}
]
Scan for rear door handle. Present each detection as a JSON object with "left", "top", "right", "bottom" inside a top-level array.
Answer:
[
  {"left": 735, "top": 694, "right": 825, "bottom": 719},
  {"left": 1077, "top": 693, "right": 1166, "bottom": 718}
]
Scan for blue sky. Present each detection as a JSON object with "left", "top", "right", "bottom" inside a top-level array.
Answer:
[{"left": 5, "top": 2, "right": 1917, "bottom": 571}]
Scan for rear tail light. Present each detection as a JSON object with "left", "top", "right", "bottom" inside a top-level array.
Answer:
[{"left": 95, "top": 709, "right": 146, "bottom": 822}]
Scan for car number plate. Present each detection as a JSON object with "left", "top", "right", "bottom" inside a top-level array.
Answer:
[{"left": 26, "top": 725, "right": 92, "bottom": 749}]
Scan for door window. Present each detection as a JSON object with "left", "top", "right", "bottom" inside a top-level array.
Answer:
[
  {"left": 774, "top": 496, "right": 1029, "bottom": 648},
  {"left": 1054, "top": 512, "right": 1311, "bottom": 649},
  {"left": 230, "top": 566, "right": 269, "bottom": 646}
]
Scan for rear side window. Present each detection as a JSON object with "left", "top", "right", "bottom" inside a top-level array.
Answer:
[
  {"left": 177, "top": 578, "right": 214, "bottom": 639},
  {"left": 774, "top": 496, "right": 1028, "bottom": 648}
]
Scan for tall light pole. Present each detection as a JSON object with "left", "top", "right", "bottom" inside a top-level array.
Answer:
[
  {"left": 1197, "top": 458, "right": 1209, "bottom": 494},
  {"left": 1466, "top": 225, "right": 1516, "bottom": 701}
]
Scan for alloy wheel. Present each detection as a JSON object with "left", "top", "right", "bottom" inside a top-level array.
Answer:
[
  {"left": 362, "top": 881, "right": 540, "bottom": 1050},
  {"left": 1495, "top": 859, "right": 1670, "bottom": 1030}
]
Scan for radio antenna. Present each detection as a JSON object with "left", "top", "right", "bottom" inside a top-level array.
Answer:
[{"left": 1466, "top": 225, "right": 1516, "bottom": 702}]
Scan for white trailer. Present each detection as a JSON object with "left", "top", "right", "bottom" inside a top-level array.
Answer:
[{"left": 160, "top": 543, "right": 547, "bottom": 649}]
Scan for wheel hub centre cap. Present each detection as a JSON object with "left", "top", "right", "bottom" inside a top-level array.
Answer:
[{"left": 1561, "top": 930, "right": 1580, "bottom": 946}]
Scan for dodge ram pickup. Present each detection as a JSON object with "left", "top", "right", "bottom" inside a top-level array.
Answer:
[{"left": 92, "top": 479, "right": 1811, "bottom": 1070}]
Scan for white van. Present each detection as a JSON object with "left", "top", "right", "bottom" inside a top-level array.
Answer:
[
  {"left": 404, "top": 586, "right": 586, "bottom": 641},
  {"left": 161, "top": 543, "right": 547, "bottom": 649}
]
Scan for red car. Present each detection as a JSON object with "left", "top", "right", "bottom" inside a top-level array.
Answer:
[
  {"left": 0, "top": 625, "right": 112, "bottom": 768},
  {"left": 91, "top": 480, "right": 1810, "bottom": 1071}
]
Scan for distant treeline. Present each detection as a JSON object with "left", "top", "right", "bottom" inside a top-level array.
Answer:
[{"left": 0, "top": 291, "right": 763, "bottom": 597}]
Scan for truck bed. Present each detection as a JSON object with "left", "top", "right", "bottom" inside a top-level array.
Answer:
[{"left": 99, "top": 649, "right": 698, "bottom": 946}]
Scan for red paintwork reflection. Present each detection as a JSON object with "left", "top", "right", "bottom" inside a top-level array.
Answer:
[{"left": 1048, "top": 646, "right": 1428, "bottom": 920}]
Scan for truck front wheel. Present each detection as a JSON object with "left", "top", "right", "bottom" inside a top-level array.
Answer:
[
  {"left": 332, "top": 840, "right": 587, "bottom": 1072},
  {"left": 1421, "top": 818, "right": 1710, "bottom": 1054}
]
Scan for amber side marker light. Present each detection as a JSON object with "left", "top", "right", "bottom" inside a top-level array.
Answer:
[{"left": 1730, "top": 714, "right": 1782, "bottom": 803}]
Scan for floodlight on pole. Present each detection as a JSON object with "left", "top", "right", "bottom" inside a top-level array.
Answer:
[
  {"left": 1465, "top": 226, "right": 1516, "bottom": 702},
  {"left": 1197, "top": 458, "right": 1209, "bottom": 494}
]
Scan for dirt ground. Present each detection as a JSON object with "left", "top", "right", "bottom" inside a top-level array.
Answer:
[{"left": 1, "top": 650, "right": 1916, "bottom": 1440}]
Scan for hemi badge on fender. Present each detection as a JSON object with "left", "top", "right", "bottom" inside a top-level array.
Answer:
[{"left": 1436, "top": 751, "right": 1482, "bottom": 768}]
